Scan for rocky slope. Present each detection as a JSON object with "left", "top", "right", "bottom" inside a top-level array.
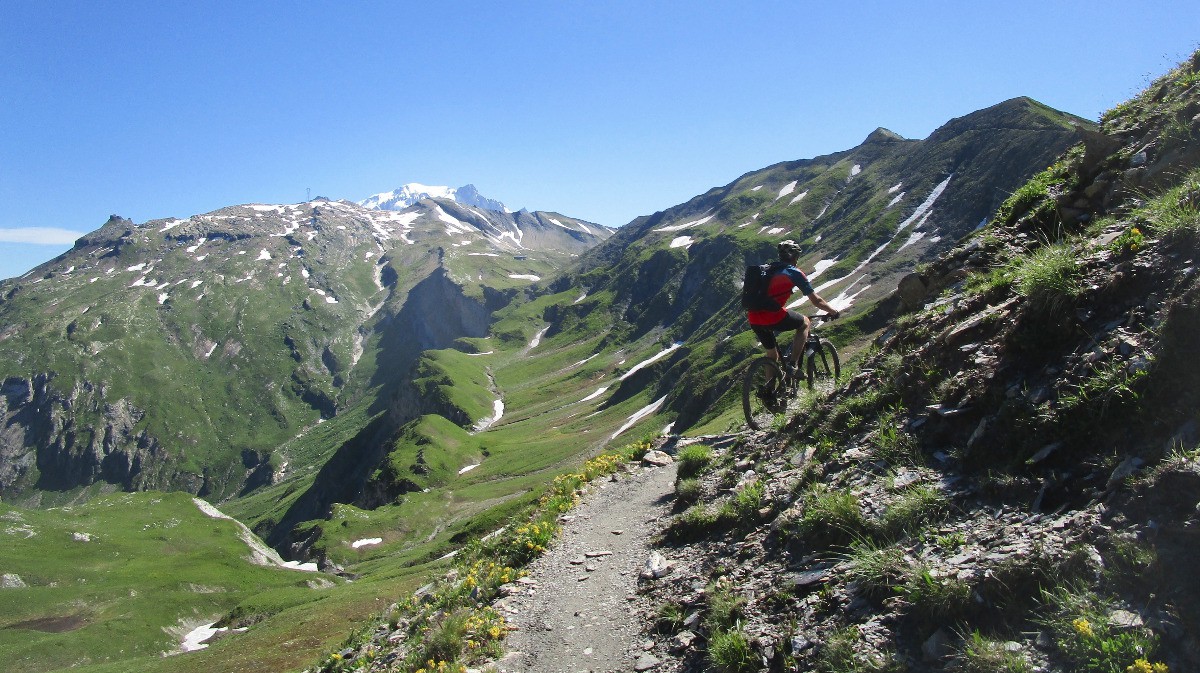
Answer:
[{"left": 626, "top": 51, "right": 1200, "bottom": 673}]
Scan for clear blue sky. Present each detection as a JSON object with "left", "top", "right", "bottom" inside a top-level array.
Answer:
[{"left": 2, "top": 1, "right": 1197, "bottom": 280}]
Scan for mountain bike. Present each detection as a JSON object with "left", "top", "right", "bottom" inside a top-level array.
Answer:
[{"left": 742, "top": 315, "right": 841, "bottom": 430}]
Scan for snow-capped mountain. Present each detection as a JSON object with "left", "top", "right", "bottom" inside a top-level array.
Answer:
[{"left": 359, "top": 183, "right": 509, "bottom": 213}]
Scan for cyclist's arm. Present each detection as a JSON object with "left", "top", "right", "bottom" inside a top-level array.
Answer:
[
  {"left": 784, "top": 267, "right": 840, "bottom": 318},
  {"left": 806, "top": 292, "right": 840, "bottom": 319}
]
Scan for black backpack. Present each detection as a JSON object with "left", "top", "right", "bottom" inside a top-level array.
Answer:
[{"left": 741, "top": 261, "right": 786, "bottom": 311}]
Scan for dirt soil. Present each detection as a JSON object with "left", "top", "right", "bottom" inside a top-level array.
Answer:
[{"left": 494, "top": 457, "right": 685, "bottom": 673}]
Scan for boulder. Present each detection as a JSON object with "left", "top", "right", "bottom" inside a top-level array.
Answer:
[{"left": 641, "top": 450, "right": 674, "bottom": 467}]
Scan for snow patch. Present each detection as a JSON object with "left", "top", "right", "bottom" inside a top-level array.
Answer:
[
  {"left": 579, "top": 386, "right": 609, "bottom": 403},
  {"left": 351, "top": 538, "right": 383, "bottom": 549},
  {"left": 897, "top": 175, "right": 951, "bottom": 231},
  {"left": 888, "top": 182, "right": 903, "bottom": 194},
  {"left": 899, "top": 230, "right": 927, "bottom": 251},
  {"left": 653, "top": 213, "right": 715, "bottom": 233},
  {"left": 181, "top": 622, "right": 226, "bottom": 652},
  {"left": 776, "top": 181, "right": 797, "bottom": 201},
  {"left": 474, "top": 399, "right": 504, "bottom": 432},
  {"left": 458, "top": 464, "right": 480, "bottom": 475},
  {"left": 620, "top": 343, "right": 682, "bottom": 381},
  {"left": 788, "top": 190, "right": 809, "bottom": 206},
  {"left": 669, "top": 236, "right": 694, "bottom": 249},
  {"left": 509, "top": 274, "right": 540, "bottom": 282},
  {"left": 611, "top": 395, "right": 668, "bottom": 440},
  {"left": 808, "top": 259, "right": 838, "bottom": 281},
  {"left": 256, "top": 249, "right": 271, "bottom": 261},
  {"left": 528, "top": 326, "right": 550, "bottom": 349}
]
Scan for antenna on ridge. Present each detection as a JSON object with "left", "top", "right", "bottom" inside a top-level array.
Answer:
[{"left": 306, "top": 187, "right": 311, "bottom": 202}]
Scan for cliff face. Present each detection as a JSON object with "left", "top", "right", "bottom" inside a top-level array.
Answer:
[{"left": 0, "top": 374, "right": 195, "bottom": 499}]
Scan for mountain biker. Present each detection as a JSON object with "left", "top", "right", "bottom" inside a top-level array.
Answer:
[{"left": 746, "top": 240, "right": 841, "bottom": 375}]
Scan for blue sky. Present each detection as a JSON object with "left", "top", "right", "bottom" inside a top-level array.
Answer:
[{"left": 2, "top": 1, "right": 1198, "bottom": 280}]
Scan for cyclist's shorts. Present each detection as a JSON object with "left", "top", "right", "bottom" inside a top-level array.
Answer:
[{"left": 751, "top": 311, "right": 808, "bottom": 350}]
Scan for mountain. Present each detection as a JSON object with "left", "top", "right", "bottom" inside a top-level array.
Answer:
[
  {"left": 621, "top": 50, "right": 1200, "bottom": 673},
  {"left": 556, "top": 96, "right": 1092, "bottom": 430},
  {"left": 0, "top": 88, "right": 1124, "bottom": 673},
  {"left": 0, "top": 196, "right": 611, "bottom": 504},
  {"left": 359, "top": 183, "right": 509, "bottom": 213},
  {"left": 314, "top": 49, "right": 1200, "bottom": 673}
]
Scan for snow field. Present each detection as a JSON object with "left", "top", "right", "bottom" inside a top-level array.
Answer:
[
  {"left": 610, "top": 395, "right": 668, "bottom": 440},
  {"left": 653, "top": 212, "right": 716, "bottom": 233}
]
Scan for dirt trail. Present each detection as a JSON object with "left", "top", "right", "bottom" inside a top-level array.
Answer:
[{"left": 495, "top": 457, "right": 683, "bottom": 673}]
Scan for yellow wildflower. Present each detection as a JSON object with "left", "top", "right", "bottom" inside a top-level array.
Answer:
[{"left": 1073, "top": 617, "right": 1094, "bottom": 638}]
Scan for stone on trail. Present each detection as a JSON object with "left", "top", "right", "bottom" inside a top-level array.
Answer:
[
  {"left": 634, "top": 653, "right": 661, "bottom": 671},
  {"left": 641, "top": 551, "right": 674, "bottom": 579},
  {"left": 641, "top": 450, "right": 673, "bottom": 467}
]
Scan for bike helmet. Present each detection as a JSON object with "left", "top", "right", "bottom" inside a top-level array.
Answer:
[{"left": 777, "top": 239, "right": 802, "bottom": 261}]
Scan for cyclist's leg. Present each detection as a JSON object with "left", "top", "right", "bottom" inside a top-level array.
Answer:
[
  {"left": 751, "top": 324, "right": 781, "bottom": 364},
  {"left": 775, "top": 312, "right": 810, "bottom": 368}
]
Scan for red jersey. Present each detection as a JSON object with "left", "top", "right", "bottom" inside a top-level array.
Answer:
[{"left": 746, "top": 266, "right": 814, "bottom": 326}]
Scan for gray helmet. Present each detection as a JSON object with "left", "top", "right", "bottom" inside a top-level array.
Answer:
[{"left": 777, "top": 239, "right": 801, "bottom": 261}]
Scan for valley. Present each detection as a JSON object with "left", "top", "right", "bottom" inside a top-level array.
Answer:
[{"left": 3, "top": 47, "right": 1199, "bottom": 673}]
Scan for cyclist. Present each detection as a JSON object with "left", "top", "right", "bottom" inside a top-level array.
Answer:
[{"left": 746, "top": 240, "right": 841, "bottom": 377}]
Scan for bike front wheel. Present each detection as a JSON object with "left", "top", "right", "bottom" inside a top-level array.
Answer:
[
  {"left": 806, "top": 341, "right": 841, "bottom": 393},
  {"left": 743, "top": 357, "right": 787, "bottom": 430}
]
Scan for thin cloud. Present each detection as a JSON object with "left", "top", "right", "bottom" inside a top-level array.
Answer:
[{"left": 0, "top": 227, "right": 85, "bottom": 245}]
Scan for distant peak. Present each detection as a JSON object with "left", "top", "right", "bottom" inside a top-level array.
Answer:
[
  {"left": 358, "top": 183, "right": 507, "bottom": 213},
  {"left": 864, "top": 127, "right": 905, "bottom": 144}
]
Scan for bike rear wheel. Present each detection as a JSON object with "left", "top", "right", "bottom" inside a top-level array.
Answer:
[
  {"left": 805, "top": 341, "right": 841, "bottom": 393},
  {"left": 743, "top": 357, "right": 787, "bottom": 430}
]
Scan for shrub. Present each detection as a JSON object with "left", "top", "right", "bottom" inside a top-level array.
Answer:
[
  {"left": 1040, "top": 586, "right": 1163, "bottom": 673},
  {"left": 952, "top": 631, "right": 1032, "bottom": 673},
  {"left": 814, "top": 626, "right": 905, "bottom": 673},
  {"left": 877, "top": 485, "right": 948, "bottom": 540},
  {"left": 719, "top": 480, "right": 765, "bottom": 524},
  {"left": 1011, "top": 242, "right": 1080, "bottom": 317},
  {"left": 708, "top": 628, "right": 757, "bottom": 673},
  {"left": 704, "top": 580, "right": 746, "bottom": 633},
  {"left": 789, "top": 484, "right": 867, "bottom": 548},
  {"left": 677, "top": 444, "right": 715, "bottom": 478},
  {"left": 1143, "top": 168, "right": 1200, "bottom": 242},
  {"left": 669, "top": 504, "right": 718, "bottom": 540},
  {"left": 903, "top": 567, "right": 972, "bottom": 623},
  {"left": 845, "top": 541, "right": 910, "bottom": 600},
  {"left": 653, "top": 601, "right": 686, "bottom": 634},
  {"left": 674, "top": 477, "right": 702, "bottom": 506}
]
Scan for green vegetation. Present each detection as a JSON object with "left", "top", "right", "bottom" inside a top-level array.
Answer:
[
  {"left": 1040, "top": 587, "right": 1164, "bottom": 673},
  {"left": 1011, "top": 242, "right": 1080, "bottom": 317},
  {"left": 677, "top": 444, "right": 715, "bottom": 478},
  {"left": 814, "top": 626, "right": 903, "bottom": 673},
  {"left": 785, "top": 484, "right": 867, "bottom": 549},
  {"left": 708, "top": 628, "right": 757, "bottom": 673},
  {"left": 0, "top": 493, "right": 337, "bottom": 672},
  {"left": 953, "top": 631, "right": 1032, "bottom": 673}
]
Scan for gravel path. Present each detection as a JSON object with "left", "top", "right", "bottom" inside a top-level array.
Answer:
[{"left": 494, "top": 459, "right": 681, "bottom": 673}]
